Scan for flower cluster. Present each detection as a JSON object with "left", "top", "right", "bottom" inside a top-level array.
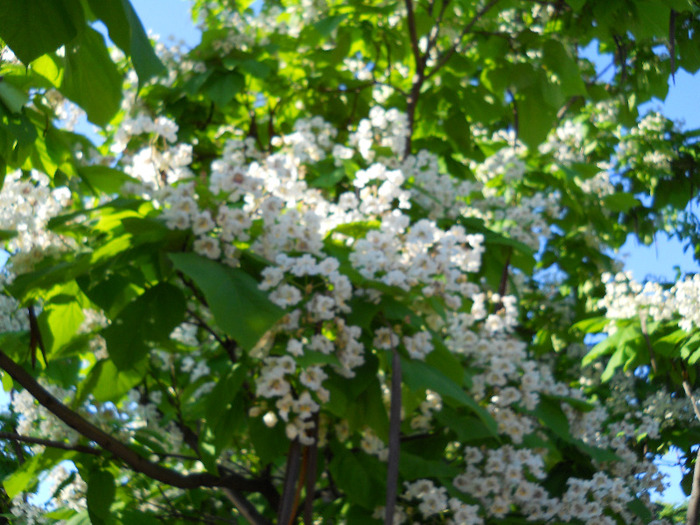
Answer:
[{"left": 599, "top": 271, "right": 700, "bottom": 333}]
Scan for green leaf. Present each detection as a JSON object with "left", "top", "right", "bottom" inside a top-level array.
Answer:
[
  {"left": 532, "top": 395, "right": 572, "bottom": 441},
  {"left": 444, "top": 111, "right": 471, "bottom": 152},
  {"left": 86, "top": 470, "right": 115, "bottom": 521},
  {"left": 602, "top": 193, "right": 640, "bottom": 213},
  {"left": 314, "top": 14, "right": 347, "bottom": 37},
  {"left": 328, "top": 448, "right": 374, "bottom": 508},
  {"left": 542, "top": 40, "right": 586, "bottom": 96},
  {"left": 0, "top": 229, "right": 18, "bottom": 241},
  {"left": 627, "top": 496, "right": 654, "bottom": 522},
  {"left": 61, "top": 27, "right": 123, "bottom": 126},
  {"left": 516, "top": 88, "right": 558, "bottom": 148},
  {"left": 102, "top": 282, "right": 186, "bottom": 369},
  {"left": 89, "top": 358, "right": 147, "bottom": 402},
  {"left": 203, "top": 70, "right": 245, "bottom": 107},
  {"left": 87, "top": 0, "right": 165, "bottom": 87},
  {"left": 401, "top": 357, "right": 497, "bottom": 437},
  {"left": 399, "top": 452, "right": 460, "bottom": 480},
  {"left": 654, "top": 328, "right": 687, "bottom": 357},
  {"left": 0, "top": 0, "right": 84, "bottom": 64},
  {"left": 572, "top": 316, "right": 609, "bottom": 334},
  {"left": 169, "top": 253, "right": 285, "bottom": 351},
  {"left": 435, "top": 409, "right": 494, "bottom": 442},
  {"left": 3, "top": 448, "right": 72, "bottom": 498},
  {"left": 37, "top": 284, "right": 85, "bottom": 356},
  {"left": 601, "top": 346, "right": 627, "bottom": 382},
  {"left": 0, "top": 81, "right": 28, "bottom": 114},
  {"left": 64, "top": 512, "right": 91, "bottom": 525},
  {"left": 248, "top": 416, "right": 288, "bottom": 465},
  {"left": 77, "top": 165, "right": 138, "bottom": 194}
]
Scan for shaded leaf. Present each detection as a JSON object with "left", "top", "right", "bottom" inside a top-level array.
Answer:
[{"left": 169, "top": 253, "right": 284, "bottom": 351}]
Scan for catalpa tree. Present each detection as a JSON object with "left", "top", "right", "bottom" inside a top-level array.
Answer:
[{"left": 0, "top": 0, "right": 699, "bottom": 523}]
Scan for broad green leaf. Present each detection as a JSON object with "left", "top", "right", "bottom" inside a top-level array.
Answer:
[
  {"left": 314, "top": 14, "right": 347, "bottom": 37},
  {"left": 0, "top": 229, "right": 17, "bottom": 241},
  {"left": 87, "top": 0, "right": 165, "bottom": 86},
  {"left": 542, "top": 40, "right": 586, "bottom": 96},
  {"left": 602, "top": 193, "right": 640, "bottom": 213},
  {"left": 89, "top": 358, "right": 147, "bottom": 402},
  {"left": 37, "top": 287, "right": 85, "bottom": 356},
  {"left": 601, "top": 346, "right": 627, "bottom": 382},
  {"left": 86, "top": 470, "right": 115, "bottom": 521},
  {"left": 444, "top": 111, "right": 471, "bottom": 152},
  {"left": 203, "top": 70, "right": 245, "bottom": 107},
  {"left": 435, "top": 409, "right": 494, "bottom": 442},
  {"left": 102, "top": 282, "right": 186, "bottom": 369},
  {"left": 77, "top": 165, "right": 138, "bottom": 194},
  {"left": 248, "top": 415, "right": 288, "bottom": 465},
  {"left": 328, "top": 448, "right": 375, "bottom": 508},
  {"left": 627, "top": 496, "right": 654, "bottom": 522},
  {"left": 61, "top": 27, "right": 123, "bottom": 126},
  {"left": 0, "top": 81, "right": 28, "bottom": 114},
  {"left": 332, "top": 220, "right": 381, "bottom": 238},
  {"left": 654, "top": 328, "right": 687, "bottom": 357},
  {"left": 532, "top": 395, "right": 572, "bottom": 441},
  {"left": 516, "top": 88, "right": 558, "bottom": 148},
  {"left": 0, "top": 0, "right": 84, "bottom": 64},
  {"left": 64, "top": 512, "right": 91, "bottom": 525},
  {"left": 572, "top": 316, "right": 609, "bottom": 334},
  {"left": 168, "top": 253, "right": 285, "bottom": 350},
  {"left": 401, "top": 357, "right": 497, "bottom": 437},
  {"left": 346, "top": 378, "right": 389, "bottom": 440},
  {"left": 399, "top": 452, "right": 460, "bottom": 480},
  {"left": 3, "top": 448, "right": 72, "bottom": 498},
  {"left": 1, "top": 370, "right": 12, "bottom": 391}
]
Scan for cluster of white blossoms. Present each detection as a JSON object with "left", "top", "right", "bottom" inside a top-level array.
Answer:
[
  {"left": 350, "top": 106, "right": 410, "bottom": 161},
  {"left": 0, "top": 170, "right": 73, "bottom": 274},
  {"left": 617, "top": 111, "right": 675, "bottom": 173},
  {"left": 12, "top": 385, "right": 80, "bottom": 446},
  {"left": 599, "top": 271, "right": 700, "bottom": 333}
]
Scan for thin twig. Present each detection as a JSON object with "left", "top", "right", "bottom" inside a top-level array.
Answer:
[
  {"left": 427, "top": 0, "right": 501, "bottom": 79},
  {"left": 384, "top": 342, "right": 402, "bottom": 525},
  {"left": 0, "top": 432, "right": 100, "bottom": 455}
]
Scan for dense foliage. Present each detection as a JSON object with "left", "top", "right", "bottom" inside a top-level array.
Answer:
[{"left": 1, "top": 0, "right": 700, "bottom": 523}]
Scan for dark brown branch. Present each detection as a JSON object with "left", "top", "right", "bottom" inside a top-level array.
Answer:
[
  {"left": 0, "top": 432, "right": 99, "bottom": 455},
  {"left": 674, "top": 361, "right": 700, "bottom": 525},
  {"left": 223, "top": 488, "right": 272, "bottom": 525},
  {"left": 669, "top": 10, "right": 677, "bottom": 84},
  {"left": 405, "top": 0, "right": 422, "bottom": 64},
  {"left": 278, "top": 439, "right": 302, "bottom": 525},
  {"left": 384, "top": 346, "right": 402, "bottom": 525},
  {"left": 0, "top": 349, "right": 273, "bottom": 498},
  {"left": 303, "top": 416, "right": 319, "bottom": 525},
  {"left": 689, "top": 447, "right": 700, "bottom": 525}
]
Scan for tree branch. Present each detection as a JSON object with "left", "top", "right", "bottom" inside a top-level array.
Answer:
[
  {"left": 0, "top": 431, "right": 100, "bottom": 455},
  {"left": 278, "top": 439, "right": 302, "bottom": 525},
  {"left": 427, "top": 0, "right": 500, "bottom": 79},
  {"left": 404, "top": 0, "right": 422, "bottom": 64},
  {"left": 0, "top": 349, "right": 273, "bottom": 499},
  {"left": 384, "top": 345, "right": 402, "bottom": 525}
]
